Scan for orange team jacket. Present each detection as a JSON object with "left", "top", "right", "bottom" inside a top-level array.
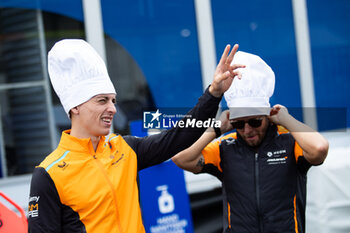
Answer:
[{"left": 28, "top": 87, "right": 221, "bottom": 233}]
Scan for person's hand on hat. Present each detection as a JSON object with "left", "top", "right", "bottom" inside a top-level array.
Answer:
[
  {"left": 268, "top": 104, "right": 291, "bottom": 126},
  {"left": 218, "top": 110, "right": 233, "bottom": 134},
  {"left": 209, "top": 44, "right": 245, "bottom": 97}
]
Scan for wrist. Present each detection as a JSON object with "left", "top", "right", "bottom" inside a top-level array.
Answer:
[
  {"left": 208, "top": 85, "right": 222, "bottom": 98},
  {"left": 278, "top": 114, "right": 294, "bottom": 128},
  {"left": 213, "top": 126, "right": 222, "bottom": 138}
]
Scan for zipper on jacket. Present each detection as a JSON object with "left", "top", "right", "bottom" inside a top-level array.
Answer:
[
  {"left": 93, "top": 155, "right": 123, "bottom": 233},
  {"left": 255, "top": 153, "right": 263, "bottom": 233}
]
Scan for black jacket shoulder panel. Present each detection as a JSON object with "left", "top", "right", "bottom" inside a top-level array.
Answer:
[
  {"left": 28, "top": 167, "right": 86, "bottom": 233},
  {"left": 28, "top": 167, "right": 62, "bottom": 233}
]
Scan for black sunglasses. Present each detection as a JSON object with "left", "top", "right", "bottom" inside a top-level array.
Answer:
[{"left": 230, "top": 118, "right": 263, "bottom": 129}]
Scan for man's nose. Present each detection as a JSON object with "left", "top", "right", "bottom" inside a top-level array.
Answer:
[
  {"left": 107, "top": 102, "right": 117, "bottom": 114},
  {"left": 243, "top": 123, "right": 253, "bottom": 133}
]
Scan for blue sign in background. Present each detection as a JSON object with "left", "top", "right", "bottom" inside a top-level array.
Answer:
[
  {"left": 139, "top": 160, "right": 194, "bottom": 233},
  {"left": 130, "top": 120, "right": 194, "bottom": 233}
]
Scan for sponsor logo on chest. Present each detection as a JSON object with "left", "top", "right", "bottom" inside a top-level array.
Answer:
[{"left": 266, "top": 149, "right": 288, "bottom": 165}]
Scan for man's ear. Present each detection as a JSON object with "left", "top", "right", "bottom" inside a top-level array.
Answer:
[{"left": 70, "top": 106, "right": 79, "bottom": 115}]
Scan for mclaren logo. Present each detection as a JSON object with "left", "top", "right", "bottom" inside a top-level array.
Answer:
[
  {"left": 57, "top": 161, "right": 68, "bottom": 170},
  {"left": 112, "top": 154, "right": 125, "bottom": 166},
  {"left": 267, "top": 156, "right": 288, "bottom": 165}
]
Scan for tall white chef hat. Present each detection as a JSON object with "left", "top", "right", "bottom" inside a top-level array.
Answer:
[
  {"left": 48, "top": 39, "right": 116, "bottom": 117},
  {"left": 224, "top": 51, "right": 275, "bottom": 120}
]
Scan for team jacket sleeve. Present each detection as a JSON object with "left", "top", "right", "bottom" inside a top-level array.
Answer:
[
  {"left": 200, "top": 135, "right": 232, "bottom": 181},
  {"left": 202, "top": 139, "right": 222, "bottom": 170},
  {"left": 124, "top": 87, "right": 222, "bottom": 170},
  {"left": 28, "top": 167, "right": 61, "bottom": 233},
  {"left": 200, "top": 133, "right": 237, "bottom": 180}
]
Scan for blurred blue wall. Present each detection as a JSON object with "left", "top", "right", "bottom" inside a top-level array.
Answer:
[{"left": 1, "top": 0, "right": 349, "bottom": 131}]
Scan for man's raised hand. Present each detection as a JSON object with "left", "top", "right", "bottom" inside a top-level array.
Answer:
[{"left": 209, "top": 44, "right": 245, "bottom": 97}]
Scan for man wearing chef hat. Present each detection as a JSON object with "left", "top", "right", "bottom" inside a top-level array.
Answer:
[
  {"left": 28, "top": 39, "right": 245, "bottom": 233},
  {"left": 172, "top": 51, "right": 329, "bottom": 233}
]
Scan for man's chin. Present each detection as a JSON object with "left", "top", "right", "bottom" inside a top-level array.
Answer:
[
  {"left": 98, "top": 128, "right": 111, "bottom": 136},
  {"left": 246, "top": 142, "right": 257, "bottom": 147},
  {"left": 245, "top": 138, "right": 262, "bottom": 147}
]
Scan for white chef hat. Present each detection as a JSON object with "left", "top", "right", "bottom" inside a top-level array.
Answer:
[
  {"left": 48, "top": 39, "right": 116, "bottom": 117},
  {"left": 224, "top": 51, "right": 275, "bottom": 120}
]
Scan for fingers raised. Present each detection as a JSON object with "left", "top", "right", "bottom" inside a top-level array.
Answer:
[
  {"left": 218, "top": 44, "right": 231, "bottom": 66},
  {"left": 226, "top": 44, "right": 239, "bottom": 65}
]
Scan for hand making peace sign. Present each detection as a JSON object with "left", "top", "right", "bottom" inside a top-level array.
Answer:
[{"left": 209, "top": 44, "right": 245, "bottom": 97}]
